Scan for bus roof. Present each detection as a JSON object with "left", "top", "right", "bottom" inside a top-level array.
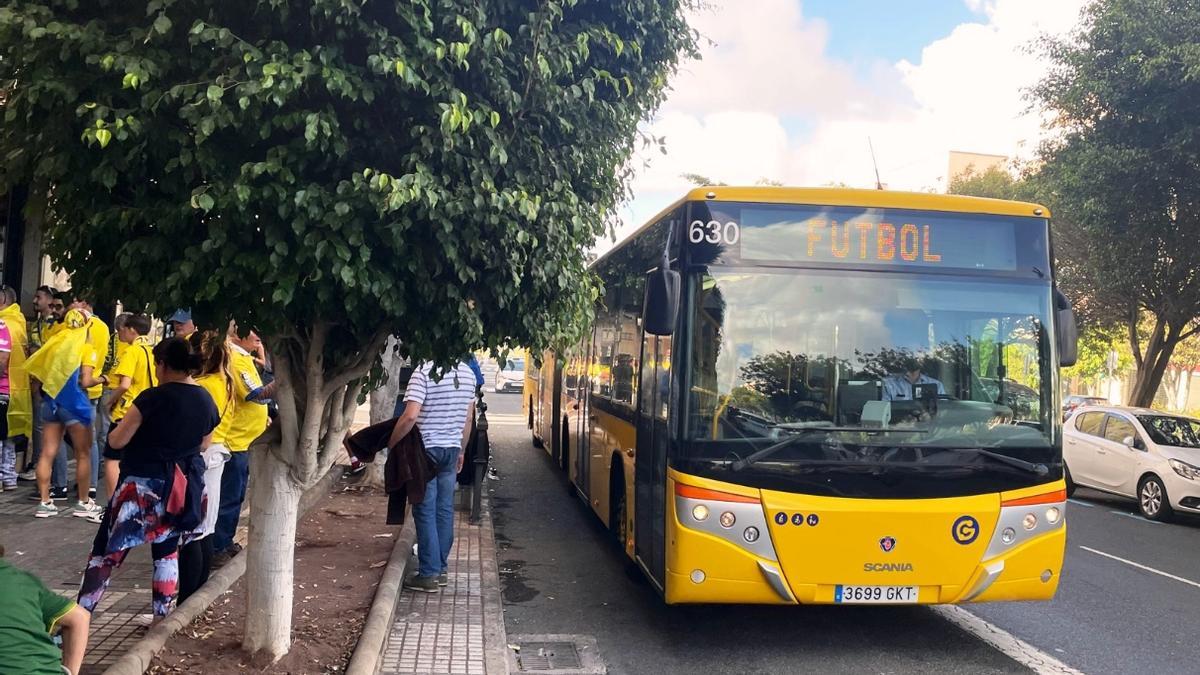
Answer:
[{"left": 594, "top": 186, "right": 1050, "bottom": 269}]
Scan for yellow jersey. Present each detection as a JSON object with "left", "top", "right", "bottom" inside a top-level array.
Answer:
[
  {"left": 196, "top": 372, "right": 233, "bottom": 445},
  {"left": 80, "top": 343, "right": 103, "bottom": 400},
  {"left": 110, "top": 336, "right": 157, "bottom": 421},
  {"left": 224, "top": 344, "right": 268, "bottom": 452}
]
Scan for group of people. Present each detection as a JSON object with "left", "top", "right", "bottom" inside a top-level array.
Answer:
[{"left": 0, "top": 293, "right": 275, "bottom": 674}]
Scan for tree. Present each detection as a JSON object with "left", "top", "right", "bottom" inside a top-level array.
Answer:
[
  {"left": 0, "top": 0, "right": 697, "bottom": 660},
  {"left": 947, "top": 164, "right": 1035, "bottom": 202},
  {"left": 1031, "top": 0, "right": 1200, "bottom": 407}
]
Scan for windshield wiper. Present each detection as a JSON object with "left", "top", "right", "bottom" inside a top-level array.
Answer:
[
  {"left": 729, "top": 426, "right": 924, "bottom": 472},
  {"left": 941, "top": 447, "right": 1049, "bottom": 476}
]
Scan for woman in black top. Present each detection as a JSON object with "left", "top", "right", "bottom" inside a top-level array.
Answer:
[{"left": 77, "top": 338, "right": 220, "bottom": 621}]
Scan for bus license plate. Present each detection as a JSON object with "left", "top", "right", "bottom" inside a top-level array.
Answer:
[{"left": 835, "top": 585, "right": 919, "bottom": 604}]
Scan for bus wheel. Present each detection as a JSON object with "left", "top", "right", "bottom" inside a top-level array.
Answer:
[
  {"left": 560, "top": 417, "right": 570, "bottom": 472},
  {"left": 527, "top": 399, "right": 534, "bottom": 429},
  {"left": 609, "top": 464, "right": 628, "bottom": 549}
]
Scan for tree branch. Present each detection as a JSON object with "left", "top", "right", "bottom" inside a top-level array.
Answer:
[{"left": 321, "top": 329, "right": 389, "bottom": 399}]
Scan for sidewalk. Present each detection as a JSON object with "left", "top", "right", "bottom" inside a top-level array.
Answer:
[
  {"left": 0, "top": 468, "right": 159, "bottom": 673},
  {"left": 379, "top": 494, "right": 508, "bottom": 675}
]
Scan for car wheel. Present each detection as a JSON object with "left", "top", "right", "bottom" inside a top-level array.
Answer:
[
  {"left": 1138, "top": 475, "right": 1174, "bottom": 522},
  {"left": 1064, "top": 464, "right": 1076, "bottom": 498}
]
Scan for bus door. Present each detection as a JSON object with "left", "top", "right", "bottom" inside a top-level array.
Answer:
[
  {"left": 567, "top": 347, "right": 591, "bottom": 494},
  {"left": 548, "top": 357, "right": 565, "bottom": 470},
  {"left": 635, "top": 333, "right": 672, "bottom": 585}
]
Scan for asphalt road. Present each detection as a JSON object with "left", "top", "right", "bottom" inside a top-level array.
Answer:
[{"left": 479, "top": 388, "right": 1200, "bottom": 675}]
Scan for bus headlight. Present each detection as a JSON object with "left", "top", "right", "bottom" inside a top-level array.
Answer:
[
  {"left": 1169, "top": 458, "right": 1200, "bottom": 480},
  {"left": 1045, "top": 507, "right": 1061, "bottom": 525},
  {"left": 720, "top": 512, "right": 736, "bottom": 528},
  {"left": 1022, "top": 513, "right": 1037, "bottom": 530},
  {"left": 692, "top": 504, "right": 709, "bottom": 522},
  {"left": 743, "top": 527, "right": 760, "bottom": 543}
]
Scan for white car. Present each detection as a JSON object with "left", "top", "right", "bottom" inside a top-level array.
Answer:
[
  {"left": 492, "top": 359, "right": 525, "bottom": 393},
  {"left": 1064, "top": 406, "right": 1200, "bottom": 521}
]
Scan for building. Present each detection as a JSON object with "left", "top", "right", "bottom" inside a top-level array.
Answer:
[
  {"left": 947, "top": 151, "right": 1008, "bottom": 184},
  {"left": 1, "top": 186, "right": 73, "bottom": 309}
]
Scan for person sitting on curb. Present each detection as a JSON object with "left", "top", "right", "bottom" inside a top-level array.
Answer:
[{"left": 0, "top": 543, "right": 91, "bottom": 675}]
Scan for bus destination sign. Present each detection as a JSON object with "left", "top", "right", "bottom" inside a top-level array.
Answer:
[{"left": 687, "top": 202, "right": 1048, "bottom": 273}]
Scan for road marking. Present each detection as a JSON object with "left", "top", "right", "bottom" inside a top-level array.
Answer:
[
  {"left": 1066, "top": 498, "right": 1094, "bottom": 508},
  {"left": 931, "top": 605, "right": 1083, "bottom": 675},
  {"left": 1079, "top": 546, "right": 1200, "bottom": 590},
  {"left": 1108, "top": 510, "right": 1162, "bottom": 525}
]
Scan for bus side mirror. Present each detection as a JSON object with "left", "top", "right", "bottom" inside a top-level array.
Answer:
[
  {"left": 1055, "top": 289, "right": 1078, "bottom": 367},
  {"left": 643, "top": 267, "right": 680, "bottom": 336}
]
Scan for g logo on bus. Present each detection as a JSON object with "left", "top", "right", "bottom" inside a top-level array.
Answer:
[
  {"left": 952, "top": 516, "right": 980, "bottom": 545},
  {"left": 879, "top": 536, "right": 897, "bottom": 553}
]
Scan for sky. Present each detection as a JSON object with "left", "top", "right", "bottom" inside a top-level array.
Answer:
[{"left": 615, "top": 0, "right": 1092, "bottom": 241}]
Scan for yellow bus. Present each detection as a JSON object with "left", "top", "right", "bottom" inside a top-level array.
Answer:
[{"left": 524, "top": 186, "right": 1078, "bottom": 605}]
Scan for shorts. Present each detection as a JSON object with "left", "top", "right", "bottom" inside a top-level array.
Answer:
[
  {"left": 40, "top": 399, "right": 85, "bottom": 428},
  {"left": 102, "top": 413, "right": 125, "bottom": 460}
]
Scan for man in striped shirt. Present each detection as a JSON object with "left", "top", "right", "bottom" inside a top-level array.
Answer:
[{"left": 389, "top": 360, "right": 476, "bottom": 593}]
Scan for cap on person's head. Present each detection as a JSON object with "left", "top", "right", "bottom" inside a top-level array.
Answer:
[{"left": 168, "top": 308, "right": 192, "bottom": 324}]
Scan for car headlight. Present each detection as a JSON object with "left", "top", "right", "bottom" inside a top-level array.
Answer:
[{"left": 1168, "top": 458, "right": 1200, "bottom": 481}]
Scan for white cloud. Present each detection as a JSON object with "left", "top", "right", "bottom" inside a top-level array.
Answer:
[{"left": 620, "top": 0, "right": 1091, "bottom": 240}]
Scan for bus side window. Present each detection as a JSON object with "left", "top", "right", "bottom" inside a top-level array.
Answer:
[{"left": 612, "top": 276, "right": 644, "bottom": 407}]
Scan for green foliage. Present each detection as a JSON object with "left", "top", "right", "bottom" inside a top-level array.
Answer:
[
  {"left": 0, "top": 0, "right": 699, "bottom": 368},
  {"left": 946, "top": 165, "right": 1036, "bottom": 202},
  {"left": 1061, "top": 325, "right": 1132, "bottom": 384},
  {"left": 1031, "top": 0, "right": 1200, "bottom": 403}
]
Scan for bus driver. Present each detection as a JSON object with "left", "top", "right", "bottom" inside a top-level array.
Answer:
[{"left": 882, "top": 359, "right": 946, "bottom": 402}]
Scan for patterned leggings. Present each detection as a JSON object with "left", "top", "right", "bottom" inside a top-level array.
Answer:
[
  {"left": 78, "top": 512, "right": 180, "bottom": 617},
  {"left": 0, "top": 438, "right": 15, "bottom": 485}
]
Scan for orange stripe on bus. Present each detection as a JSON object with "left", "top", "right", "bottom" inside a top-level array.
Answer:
[
  {"left": 1002, "top": 489, "right": 1067, "bottom": 507},
  {"left": 674, "top": 484, "right": 760, "bottom": 504}
]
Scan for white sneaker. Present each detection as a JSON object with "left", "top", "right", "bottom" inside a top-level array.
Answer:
[
  {"left": 35, "top": 501, "right": 59, "bottom": 518},
  {"left": 18, "top": 468, "right": 36, "bottom": 481},
  {"left": 72, "top": 499, "right": 102, "bottom": 518},
  {"left": 85, "top": 511, "right": 104, "bottom": 525}
]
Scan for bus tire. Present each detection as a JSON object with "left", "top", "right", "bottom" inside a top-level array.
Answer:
[
  {"left": 528, "top": 398, "right": 534, "bottom": 430},
  {"left": 609, "top": 461, "right": 628, "bottom": 550},
  {"left": 560, "top": 416, "right": 570, "bottom": 473}
]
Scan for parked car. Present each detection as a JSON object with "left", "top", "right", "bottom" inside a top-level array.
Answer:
[
  {"left": 1062, "top": 394, "right": 1107, "bottom": 420},
  {"left": 493, "top": 358, "right": 526, "bottom": 393},
  {"left": 1063, "top": 406, "right": 1200, "bottom": 521}
]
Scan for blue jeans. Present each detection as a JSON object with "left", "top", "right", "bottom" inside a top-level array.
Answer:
[
  {"left": 412, "top": 447, "right": 458, "bottom": 577},
  {"left": 212, "top": 451, "right": 250, "bottom": 552},
  {"left": 88, "top": 398, "right": 104, "bottom": 489}
]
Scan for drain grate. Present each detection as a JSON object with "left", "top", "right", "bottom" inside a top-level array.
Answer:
[
  {"left": 517, "top": 642, "right": 582, "bottom": 671},
  {"left": 509, "top": 634, "right": 605, "bottom": 674}
]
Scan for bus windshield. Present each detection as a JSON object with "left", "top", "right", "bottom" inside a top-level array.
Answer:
[{"left": 683, "top": 268, "right": 1058, "bottom": 497}]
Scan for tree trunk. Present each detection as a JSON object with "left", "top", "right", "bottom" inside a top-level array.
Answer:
[
  {"left": 361, "top": 337, "right": 403, "bottom": 489},
  {"left": 1127, "top": 338, "right": 1179, "bottom": 408},
  {"left": 242, "top": 447, "right": 303, "bottom": 661}
]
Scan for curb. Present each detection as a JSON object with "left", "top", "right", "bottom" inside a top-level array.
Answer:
[
  {"left": 102, "top": 465, "right": 342, "bottom": 675},
  {"left": 345, "top": 521, "right": 417, "bottom": 675},
  {"left": 478, "top": 495, "right": 511, "bottom": 675}
]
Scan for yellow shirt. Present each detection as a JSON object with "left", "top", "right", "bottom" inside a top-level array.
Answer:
[
  {"left": 224, "top": 345, "right": 268, "bottom": 452},
  {"left": 104, "top": 341, "right": 128, "bottom": 382},
  {"left": 27, "top": 316, "right": 56, "bottom": 351},
  {"left": 80, "top": 343, "right": 103, "bottom": 400},
  {"left": 83, "top": 315, "right": 109, "bottom": 373},
  {"left": 110, "top": 336, "right": 157, "bottom": 421},
  {"left": 196, "top": 372, "right": 233, "bottom": 445}
]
